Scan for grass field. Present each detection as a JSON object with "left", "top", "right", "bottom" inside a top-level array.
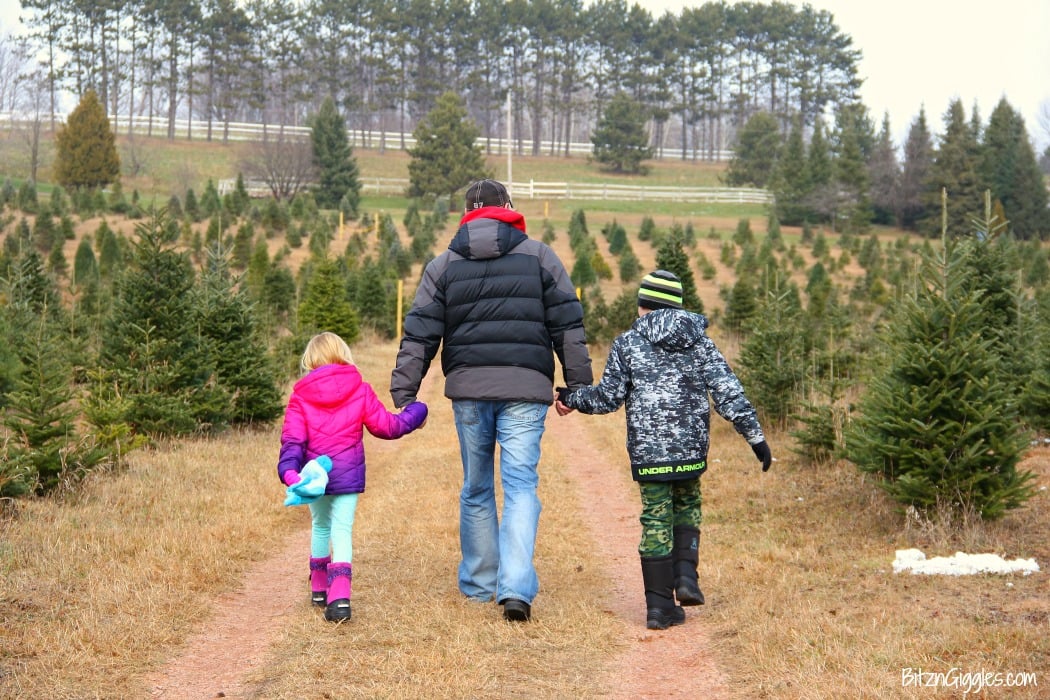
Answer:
[
  {"left": 1, "top": 338, "right": 1047, "bottom": 698},
  {"left": 1, "top": 126, "right": 1048, "bottom": 698}
]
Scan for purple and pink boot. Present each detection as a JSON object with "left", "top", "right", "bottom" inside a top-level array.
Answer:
[
  {"left": 309, "top": 557, "right": 330, "bottom": 607},
  {"left": 324, "top": 562, "right": 352, "bottom": 622}
]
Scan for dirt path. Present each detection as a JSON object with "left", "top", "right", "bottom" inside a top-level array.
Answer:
[
  {"left": 144, "top": 529, "right": 309, "bottom": 698},
  {"left": 145, "top": 395, "right": 729, "bottom": 699},
  {"left": 544, "top": 410, "right": 730, "bottom": 700}
]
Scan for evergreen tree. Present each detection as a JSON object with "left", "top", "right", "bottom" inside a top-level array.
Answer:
[
  {"left": 95, "top": 211, "right": 225, "bottom": 437},
  {"left": 407, "top": 92, "right": 489, "bottom": 207},
  {"left": 1, "top": 312, "right": 106, "bottom": 495},
  {"left": 200, "top": 179, "right": 222, "bottom": 219},
  {"left": 654, "top": 235, "right": 701, "bottom": 312},
  {"left": 868, "top": 112, "right": 901, "bottom": 226},
  {"left": 772, "top": 119, "right": 811, "bottom": 225},
  {"left": 921, "top": 100, "right": 983, "bottom": 237},
  {"left": 591, "top": 92, "right": 654, "bottom": 174},
  {"left": 618, "top": 244, "right": 640, "bottom": 282},
  {"left": 832, "top": 105, "right": 873, "bottom": 233},
  {"left": 723, "top": 276, "right": 758, "bottom": 333},
  {"left": 353, "top": 259, "right": 395, "bottom": 337},
  {"left": 605, "top": 220, "right": 628, "bottom": 255},
  {"left": 1022, "top": 289, "right": 1050, "bottom": 431},
  {"left": 184, "top": 187, "right": 201, "bottom": 222},
  {"left": 53, "top": 89, "right": 120, "bottom": 190},
  {"left": 844, "top": 240, "right": 1035, "bottom": 520},
  {"left": 806, "top": 118, "right": 834, "bottom": 225},
  {"left": 726, "top": 111, "right": 781, "bottom": 187},
  {"left": 310, "top": 96, "right": 362, "bottom": 215},
  {"left": 17, "top": 180, "right": 38, "bottom": 214},
  {"left": 570, "top": 247, "right": 597, "bottom": 288},
  {"left": 738, "top": 285, "right": 806, "bottom": 428},
  {"left": 195, "top": 248, "right": 283, "bottom": 424},
  {"left": 232, "top": 221, "right": 255, "bottom": 270},
  {"left": 73, "top": 237, "right": 99, "bottom": 287},
  {"left": 979, "top": 98, "right": 1050, "bottom": 240},
  {"left": 297, "top": 256, "right": 359, "bottom": 343}
]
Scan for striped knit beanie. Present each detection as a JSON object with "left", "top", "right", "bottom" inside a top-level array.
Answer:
[{"left": 638, "top": 269, "right": 684, "bottom": 310}]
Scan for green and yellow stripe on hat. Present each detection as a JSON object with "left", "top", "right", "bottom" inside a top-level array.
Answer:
[{"left": 638, "top": 269, "right": 683, "bottom": 310}]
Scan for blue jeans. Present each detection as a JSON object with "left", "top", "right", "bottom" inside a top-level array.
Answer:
[{"left": 452, "top": 400, "right": 547, "bottom": 604}]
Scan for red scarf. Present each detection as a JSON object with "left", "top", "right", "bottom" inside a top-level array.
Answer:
[{"left": 459, "top": 205, "right": 527, "bottom": 233}]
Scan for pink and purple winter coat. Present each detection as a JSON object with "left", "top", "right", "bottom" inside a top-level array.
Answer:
[{"left": 277, "top": 363, "right": 427, "bottom": 494}]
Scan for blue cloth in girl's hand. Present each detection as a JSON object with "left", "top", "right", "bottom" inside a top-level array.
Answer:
[{"left": 283, "top": 455, "right": 332, "bottom": 506}]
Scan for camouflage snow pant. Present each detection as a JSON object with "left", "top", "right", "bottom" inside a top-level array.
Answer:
[{"left": 637, "top": 478, "right": 702, "bottom": 558}]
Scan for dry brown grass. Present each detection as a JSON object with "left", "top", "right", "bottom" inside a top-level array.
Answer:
[{"left": 2, "top": 336, "right": 1047, "bottom": 698}]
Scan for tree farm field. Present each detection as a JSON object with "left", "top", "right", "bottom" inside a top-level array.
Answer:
[
  {"left": 1, "top": 131, "right": 1049, "bottom": 697},
  {"left": 1, "top": 339, "right": 1047, "bottom": 698}
]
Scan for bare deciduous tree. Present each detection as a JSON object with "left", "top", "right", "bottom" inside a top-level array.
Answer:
[{"left": 240, "top": 132, "right": 315, "bottom": 201}]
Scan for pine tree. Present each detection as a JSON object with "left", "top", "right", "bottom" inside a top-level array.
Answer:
[
  {"left": 618, "top": 244, "right": 640, "bottom": 283},
  {"left": 806, "top": 118, "right": 834, "bottom": 225},
  {"left": 723, "top": 276, "right": 758, "bottom": 333},
  {"left": 407, "top": 92, "right": 489, "bottom": 207},
  {"left": 95, "top": 211, "right": 224, "bottom": 437},
  {"left": 53, "top": 89, "right": 120, "bottom": 190},
  {"left": 739, "top": 284, "right": 806, "bottom": 428},
  {"left": 591, "top": 92, "right": 654, "bottom": 174},
  {"left": 844, "top": 240, "right": 1035, "bottom": 520},
  {"left": 654, "top": 235, "right": 701, "bottom": 312},
  {"left": 868, "top": 113, "right": 901, "bottom": 226},
  {"left": 297, "top": 256, "right": 359, "bottom": 343},
  {"left": 725, "top": 111, "right": 781, "bottom": 187},
  {"left": 1, "top": 312, "right": 106, "bottom": 495},
  {"left": 73, "top": 237, "right": 99, "bottom": 287},
  {"left": 195, "top": 248, "right": 283, "bottom": 424},
  {"left": 772, "top": 119, "right": 811, "bottom": 225},
  {"left": 979, "top": 98, "right": 1050, "bottom": 240},
  {"left": 1022, "top": 289, "right": 1050, "bottom": 431},
  {"left": 921, "top": 100, "right": 983, "bottom": 237},
  {"left": 311, "top": 96, "right": 362, "bottom": 214},
  {"left": 832, "top": 105, "right": 873, "bottom": 234}
]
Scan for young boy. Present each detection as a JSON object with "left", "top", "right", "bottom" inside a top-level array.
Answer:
[{"left": 556, "top": 270, "right": 771, "bottom": 630}]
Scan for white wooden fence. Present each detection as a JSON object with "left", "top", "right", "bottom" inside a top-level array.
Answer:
[{"left": 0, "top": 111, "right": 734, "bottom": 161}]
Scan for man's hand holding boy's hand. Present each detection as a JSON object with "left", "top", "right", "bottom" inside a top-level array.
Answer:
[
  {"left": 752, "top": 441, "right": 772, "bottom": 472},
  {"left": 554, "top": 387, "right": 574, "bottom": 416}
]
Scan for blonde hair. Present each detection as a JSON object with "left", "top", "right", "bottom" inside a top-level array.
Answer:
[{"left": 300, "top": 332, "right": 354, "bottom": 374}]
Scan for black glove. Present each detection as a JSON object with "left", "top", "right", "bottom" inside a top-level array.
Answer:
[
  {"left": 752, "top": 441, "right": 772, "bottom": 472},
  {"left": 555, "top": 386, "right": 571, "bottom": 404}
]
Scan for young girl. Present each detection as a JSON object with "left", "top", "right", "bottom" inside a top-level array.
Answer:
[{"left": 278, "top": 332, "right": 428, "bottom": 622}]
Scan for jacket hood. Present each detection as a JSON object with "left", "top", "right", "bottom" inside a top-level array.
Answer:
[
  {"left": 632, "top": 308, "right": 709, "bottom": 352},
  {"left": 292, "top": 363, "right": 362, "bottom": 408},
  {"left": 450, "top": 206, "right": 528, "bottom": 260}
]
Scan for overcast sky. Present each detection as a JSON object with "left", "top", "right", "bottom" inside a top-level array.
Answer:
[
  {"left": 2, "top": 0, "right": 1047, "bottom": 150},
  {"left": 642, "top": 0, "right": 1050, "bottom": 150}
]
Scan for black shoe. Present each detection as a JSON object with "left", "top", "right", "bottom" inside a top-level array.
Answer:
[
  {"left": 311, "top": 591, "right": 327, "bottom": 607},
  {"left": 674, "top": 578, "right": 705, "bottom": 606},
  {"left": 501, "top": 599, "right": 531, "bottom": 622},
  {"left": 324, "top": 598, "right": 352, "bottom": 622},
  {"left": 646, "top": 605, "right": 685, "bottom": 630}
]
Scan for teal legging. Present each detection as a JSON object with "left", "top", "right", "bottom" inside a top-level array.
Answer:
[{"left": 309, "top": 493, "right": 359, "bottom": 563}]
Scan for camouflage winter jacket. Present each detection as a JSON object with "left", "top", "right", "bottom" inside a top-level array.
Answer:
[{"left": 562, "top": 308, "right": 764, "bottom": 482}]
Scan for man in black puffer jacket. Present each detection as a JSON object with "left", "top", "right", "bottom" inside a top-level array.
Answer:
[{"left": 391, "top": 179, "right": 592, "bottom": 622}]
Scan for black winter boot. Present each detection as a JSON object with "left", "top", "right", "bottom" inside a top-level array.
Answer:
[
  {"left": 640, "top": 555, "right": 686, "bottom": 630},
  {"left": 672, "top": 526, "right": 705, "bottom": 606}
]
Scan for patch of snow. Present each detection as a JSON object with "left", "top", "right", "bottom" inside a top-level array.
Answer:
[{"left": 893, "top": 548, "right": 1040, "bottom": 576}]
